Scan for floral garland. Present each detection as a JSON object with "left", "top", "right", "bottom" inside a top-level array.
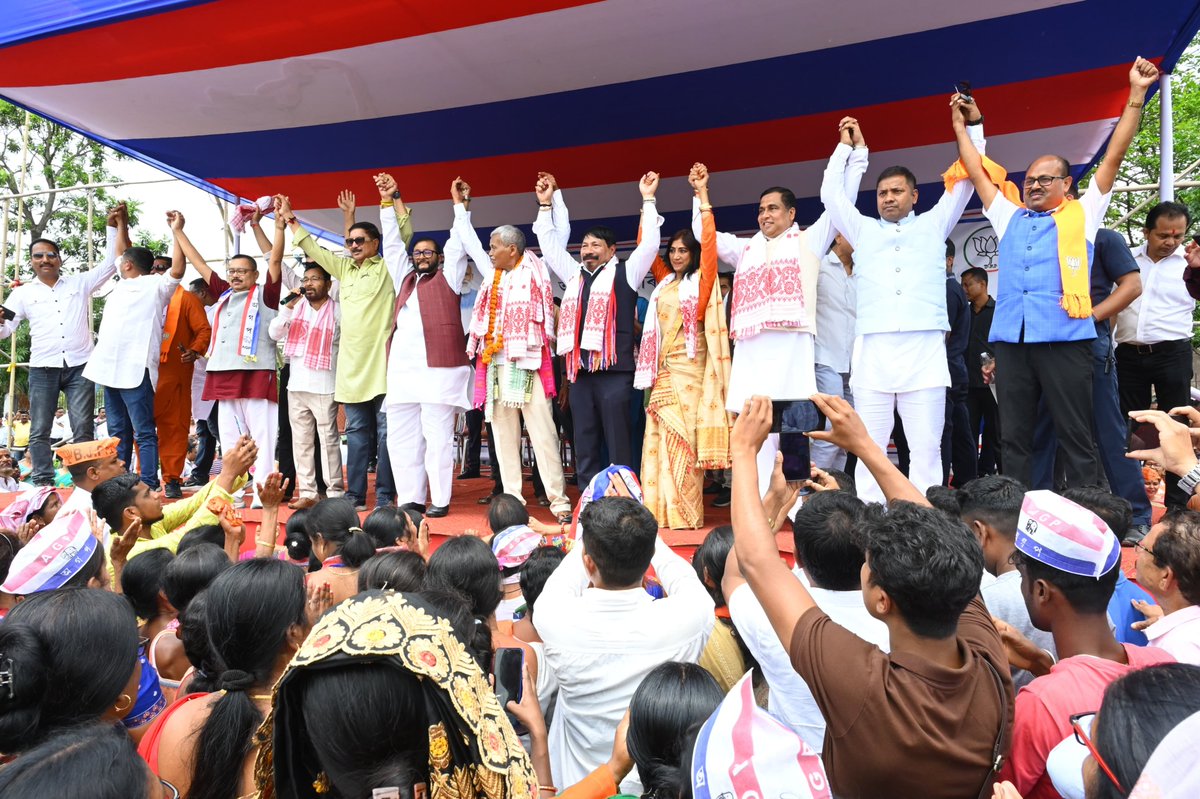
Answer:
[{"left": 481, "top": 267, "right": 505, "bottom": 365}]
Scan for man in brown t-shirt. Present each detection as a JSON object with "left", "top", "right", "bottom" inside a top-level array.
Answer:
[{"left": 729, "top": 394, "right": 1014, "bottom": 799}]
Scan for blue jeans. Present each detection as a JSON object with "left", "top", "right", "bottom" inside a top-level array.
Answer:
[
  {"left": 105, "top": 370, "right": 160, "bottom": 489},
  {"left": 28, "top": 364, "right": 96, "bottom": 484},
  {"left": 1030, "top": 322, "right": 1151, "bottom": 525},
  {"left": 344, "top": 395, "right": 394, "bottom": 506}
]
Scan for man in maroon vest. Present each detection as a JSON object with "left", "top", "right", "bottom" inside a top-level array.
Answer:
[{"left": 379, "top": 173, "right": 473, "bottom": 517}]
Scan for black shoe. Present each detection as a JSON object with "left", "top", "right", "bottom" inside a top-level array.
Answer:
[
  {"left": 457, "top": 469, "right": 481, "bottom": 480},
  {"left": 478, "top": 490, "right": 501, "bottom": 505},
  {"left": 1123, "top": 523, "right": 1151, "bottom": 547},
  {"left": 182, "top": 476, "right": 205, "bottom": 488},
  {"left": 703, "top": 482, "right": 721, "bottom": 495},
  {"left": 426, "top": 505, "right": 450, "bottom": 518},
  {"left": 400, "top": 502, "right": 427, "bottom": 515},
  {"left": 712, "top": 488, "right": 731, "bottom": 508},
  {"left": 163, "top": 480, "right": 183, "bottom": 499}
]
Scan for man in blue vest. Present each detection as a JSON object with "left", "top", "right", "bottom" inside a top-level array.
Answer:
[{"left": 950, "top": 57, "right": 1160, "bottom": 490}]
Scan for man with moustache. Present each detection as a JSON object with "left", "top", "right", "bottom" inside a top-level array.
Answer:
[
  {"left": 951, "top": 57, "right": 1159, "bottom": 490},
  {"left": 269, "top": 262, "right": 345, "bottom": 509},
  {"left": 378, "top": 173, "right": 473, "bottom": 518},
  {"left": 171, "top": 207, "right": 283, "bottom": 506}
]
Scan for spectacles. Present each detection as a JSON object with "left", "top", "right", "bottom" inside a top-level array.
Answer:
[
  {"left": 1023, "top": 175, "right": 1069, "bottom": 188},
  {"left": 151, "top": 264, "right": 169, "bottom": 273},
  {"left": 345, "top": 236, "right": 373, "bottom": 247},
  {"left": 1133, "top": 540, "right": 1162, "bottom": 562},
  {"left": 226, "top": 268, "right": 254, "bottom": 276},
  {"left": 1070, "top": 712, "right": 1125, "bottom": 794},
  {"left": 160, "top": 778, "right": 181, "bottom": 799},
  {"left": 299, "top": 276, "right": 326, "bottom": 284},
  {"left": 30, "top": 252, "right": 60, "bottom": 261},
  {"left": 412, "top": 249, "right": 437, "bottom": 258}
]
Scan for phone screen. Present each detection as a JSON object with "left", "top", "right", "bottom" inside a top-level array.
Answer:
[
  {"left": 492, "top": 647, "right": 525, "bottom": 713},
  {"left": 1127, "top": 415, "right": 1188, "bottom": 452},
  {"left": 771, "top": 399, "right": 827, "bottom": 435},
  {"left": 779, "top": 432, "right": 812, "bottom": 482}
]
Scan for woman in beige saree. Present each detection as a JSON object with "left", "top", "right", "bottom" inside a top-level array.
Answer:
[{"left": 631, "top": 167, "right": 731, "bottom": 529}]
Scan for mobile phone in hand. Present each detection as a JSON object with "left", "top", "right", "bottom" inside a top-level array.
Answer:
[{"left": 492, "top": 647, "right": 527, "bottom": 735}]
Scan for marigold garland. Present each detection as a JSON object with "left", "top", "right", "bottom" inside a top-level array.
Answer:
[{"left": 481, "top": 267, "right": 505, "bottom": 365}]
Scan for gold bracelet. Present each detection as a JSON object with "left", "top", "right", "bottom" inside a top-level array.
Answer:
[
  {"left": 1128, "top": 99, "right": 1144, "bottom": 109},
  {"left": 380, "top": 200, "right": 395, "bottom": 207},
  {"left": 699, "top": 203, "right": 713, "bottom": 211},
  {"left": 538, "top": 786, "right": 558, "bottom": 795}
]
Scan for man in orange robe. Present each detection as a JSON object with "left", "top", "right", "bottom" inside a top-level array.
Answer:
[{"left": 153, "top": 255, "right": 212, "bottom": 498}]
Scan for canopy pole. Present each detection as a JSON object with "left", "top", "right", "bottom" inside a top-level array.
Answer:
[
  {"left": 7, "top": 112, "right": 31, "bottom": 424},
  {"left": 1159, "top": 72, "right": 1174, "bottom": 202}
]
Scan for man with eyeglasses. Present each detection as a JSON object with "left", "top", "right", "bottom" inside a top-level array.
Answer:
[
  {"left": 951, "top": 58, "right": 1160, "bottom": 491},
  {"left": 378, "top": 174, "right": 473, "bottom": 518},
  {"left": 0, "top": 204, "right": 124, "bottom": 487},
  {"left": 171, "top": 207, "right": 283, "bottom": 507},
  {"left": 152, "top": 254, "right": 211, "bottom": 499},
  {"left": 1131, "top": 510, "right": 1200, "bottom": 664},
  {"left": 83, "top": 225, "right": 188, "bottom": 493},
  {"left": 268, "top": 262, "right": 345, "bottom": 509},
  {"left": 280, "top": 186, "right": 415, "bottom": 511}
]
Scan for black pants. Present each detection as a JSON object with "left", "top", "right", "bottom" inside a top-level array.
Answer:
[
  {"left": 942, "top": 385, "right": 978, "bottom": 487},
  {"left": 994, "top": 339, "right": 1099, "bottom": 490},
  {"left": 462, "top": 408, "right": 484, "bottom": 474},
  {"left": 570, "top": 369, "right": 634, "bottom": 488},
  {"left": 1116, "top": 339, "right": 1193, "bottom": 509},
  {"left": 966, "top": 386, "right": 1002, "bottom": 475},
  {"left": 193, "top": 406, "right": 219, "bottom": 482}
]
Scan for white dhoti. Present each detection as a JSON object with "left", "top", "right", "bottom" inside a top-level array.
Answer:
[
  {"left": 387, "top": 401, "right": 460, "bottom": 508},
  {"left": 216, "top": 397, "right": 277, "bottom": 497}
]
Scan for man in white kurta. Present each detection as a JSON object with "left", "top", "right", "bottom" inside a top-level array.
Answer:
[
  {"left": 381, "top": 183, "right": 473, "bottom": 517},
  {"left": 83, "top": 244, "right": 184, "bottom": 490},
  {"left": 691, "top": 148, "right": 867, "bottom": 492},
  {"left": 820, "top": 113, "right": 985, "bottom": 503}
]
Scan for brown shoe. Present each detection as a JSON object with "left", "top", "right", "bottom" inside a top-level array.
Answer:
[{"left": 288, "top": 496, "right": 318, "bottom": 510}]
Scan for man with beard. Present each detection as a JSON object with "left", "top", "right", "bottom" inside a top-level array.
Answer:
[
  {"left": 90, "top": 434, "right": 257, "bottom": 567},
  {"left": 268, "top": 263, "right": 345, "bottom": 509},
  {"left": 170, "top": 208, "right": 283, "bottom": 506},
  {"left": 377, "top": 174, "right": 473, "bottom": 518}
]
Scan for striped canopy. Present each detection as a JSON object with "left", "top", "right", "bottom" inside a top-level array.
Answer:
[{"left": 0, "top": 0, "right": 1197, "bottom": 243}]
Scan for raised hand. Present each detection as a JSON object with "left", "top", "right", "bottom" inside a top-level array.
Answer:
[
  {"left": 276, "top": 194, "right": 294, "bottom": 222},
  {"left": 1126, "top": 409, "right": 1198, "bottom": 477},
  {"left": 730, "top": 396, "right": 773, "bottom": 455},
  {"left": 166, "top": 210, "right": 185, "bottom": 232},
  {"left": 638, "top": 171, "right": 659, "bottom": 200},
  {"left": 306, "top": 581, "right": 334, "bottom": 625},
  {"left": 255, "top": 472, "right": 289, "bottom": 511},
  {"left": 538, "top": 171, "right": 559, "bottom": 192},
  {"left": 451, "top": 177, "right": 471, "bottom": 205},
  {"left": 14, "top": 518, "right": 42, "bottom": 546},
  {"left": 106, "top": 202, "right": 128, "bottom": 227},
  {"left": 535, "top": 175, "right": 553, "bottom": 205},
  {"left": 808, "top": 393, "right": 874, "bottom": 456},
  {"left": 337, "top": 190, "right": 355, "bottom": 215},
  {"left": 109, "top": 519, "right": 142, "bottom": 567},
  {"left": 806, "top": 465, "right": 840, "bottom": 493},
  {"left": 838, "top": 116, "right": 856, "bottom": 147},
  {"left": 374, "top": 172, "right": 397, "bottom": 200},
  {"left": 688, "top": 163, "right": 709, "bottom": 192},
  {"left": 416, "top": 517, "right": 431, "bottom": 560},
  {"left": 1130, "top": 56, "right": 1160, "bottom": 91}
]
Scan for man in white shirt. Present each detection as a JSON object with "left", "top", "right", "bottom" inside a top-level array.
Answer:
[
  {"left": 812, "top": 234, "right": 857, "bottom": 471},
  {"left": 1115, "top": 201, "right": 1194, "bottom": 510},
  {"left": 268, "top": 263, "right": 345, "bottom": 509},
  {"left": 83, "top": 238, "right": 184, "bottom": 490},
  {"left": 49, "top": 409, "right": 71, "bottom": 447},
  {"left": 821, "top": 111, "right": 984, "bottom": 503},
  {"left": 380, "top": 174, "right": 473, "bottom": 518},
  {"left": 1133, "top": 510, "right": 1200, "bottom": 664},
  {"left": 535, "top": 496, "right": 714, "bottom": 792},
  {"left": 693, "top": 142, "right": 868, "bottom": 494},
  {"left": 723, "top": 489, "right": 888, "bottom": 751},
  {"left": 0, "top": 205, "right": 122, "bottom": 486}
]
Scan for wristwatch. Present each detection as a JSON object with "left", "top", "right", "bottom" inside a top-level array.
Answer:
[{"left": 1178, "top": 463, "right": 1200, "bottom": 495}]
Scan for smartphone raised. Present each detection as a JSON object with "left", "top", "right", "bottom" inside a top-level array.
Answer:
[
  {"left": 0, "top": 306, "right": 14, "bottom": 322},
  {"left": 772, "top": 400, "right": 826, "bottom": 482},
  {"left": 1127, "top": 415, "right": 1189, "bottom": 452},
  {"left": 492, "top": 647, "right": 527, "bottom": 734},
  {"left": 954, "top": 80, "right": 973, "bottom": 100}
]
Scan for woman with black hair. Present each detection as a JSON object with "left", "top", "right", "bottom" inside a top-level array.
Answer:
[
  {"left": 152, "top": 559, "right": 308, "bottom": 799},
  {"left": 690, "top": 525, "right": 757, "bottom": 694},
  {"left": 253, "top": 590, "right": 539, "bottom": 799},
  {"left": 123, "top": 548, "right": 190, "bottom": 703},
  {"left": 363, "top": 504, "right": 410, "bottom": 549},
  {"left": 306, "top": 497, "right": 375, "bottom": 605},
  {"left": 628, "top": 169, "right": 730, "bottom": 530},
  {"left": 0, "top": 588, "right": 142, "bottom": 754},
  {"left": 559, "top": 661, "right": 724, "bottom": 799},
  {"left": 359, "top": 549, "right": 427, "bottom": 592},
  {"left": 0, "top": 722, "right": 171, "bottom": 799},
  {"left": 425, "top": 536, "right": 540, "bottom": 692}
]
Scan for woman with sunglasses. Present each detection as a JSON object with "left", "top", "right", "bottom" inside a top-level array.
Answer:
[{"left": 993, "top": 662, "right": 1200, "bottom": 799}]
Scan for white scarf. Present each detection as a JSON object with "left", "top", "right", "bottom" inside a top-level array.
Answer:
[
  {"left": 729, "top": 224, "right": 814, "bottom": 340},
  {"left": 556, "top": 256, "right": 618, "bottom": 377},
  {"left": 207, "top": 285, "right": 262, "bottom": 362}
]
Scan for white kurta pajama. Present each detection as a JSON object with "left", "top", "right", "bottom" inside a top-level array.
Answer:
[
  {"left": 695, "top": 147, "right": 869, "bottom": 493},
  {"left": 383, "top": 210, "right": 473, "bottom": 510}
]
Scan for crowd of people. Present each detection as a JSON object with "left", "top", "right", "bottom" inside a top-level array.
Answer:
[{"left": 0, "top": 57, "right": 1199, "bottom": 799}]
